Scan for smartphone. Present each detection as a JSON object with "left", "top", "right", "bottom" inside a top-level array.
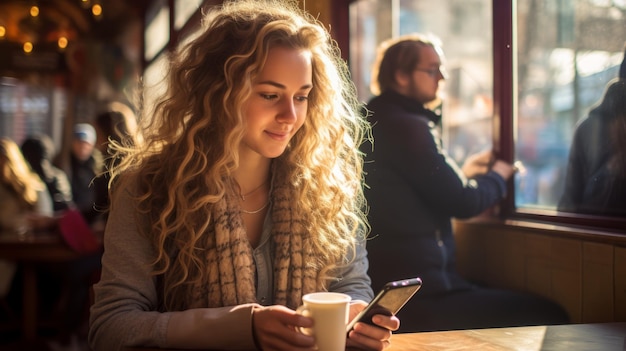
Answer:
[{"left": 346, "top": 277, "right": 422, "bottom": 333}]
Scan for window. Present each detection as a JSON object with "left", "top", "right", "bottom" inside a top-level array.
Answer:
[
  {"left": 0, "top": 76, "right": 65, "bottom": 149},
  {"left": 348, "top": 0, "right": 626, "bottom": 232},
  {"left": 514, "top": 0, "right": 625, "bottom": 226},
  {"left": 142, "top": 53, "right": 169, "bottom": 120},
  {"left": 349, "top": 0, "right": 495, "bottom": 194},
  {"left": 174, "top": 0, "right": 204, "bottom": 30},
  {"left": 351, "top": 0, "right": 493, "bottom": 165},
  {"left": 141, "top": 1, "right": 204, "bottom": 124},
  {"left": 144, "top": 2, "right": 170, "bottom": 62}
]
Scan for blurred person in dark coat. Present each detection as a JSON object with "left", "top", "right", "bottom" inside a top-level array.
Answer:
[
  {"left": 70, "top": 123, "right": 103, "bottom": 224},
  {"left": 559, "top": 45, "right": 626, "bottom": 216},
  {"left": 21, "top": 133, "right": 73, "bottom": 213}
]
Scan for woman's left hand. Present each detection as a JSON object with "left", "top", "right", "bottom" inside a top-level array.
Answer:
[{"left": 346, "top": 301, "right": 399, "bottom": 350}]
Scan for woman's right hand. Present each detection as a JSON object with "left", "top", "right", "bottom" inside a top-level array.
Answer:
[
  {"left": 251, "top": 305, "right": 317, "bottom": 350},
  {"left": 346, "top": 301, "right": 397, "bottom": 351}
]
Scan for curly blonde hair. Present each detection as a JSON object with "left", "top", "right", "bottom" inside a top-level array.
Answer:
[
  {"left": 0, "top": 138, "right": 45, "bottom": 209},
  {"left": 110, "top": 0, "right": 370, "bottom": 307}
]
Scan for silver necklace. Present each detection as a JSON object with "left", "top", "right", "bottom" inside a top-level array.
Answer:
[{"left": 241, "top": 199, "right": 270, "bottom": 214}]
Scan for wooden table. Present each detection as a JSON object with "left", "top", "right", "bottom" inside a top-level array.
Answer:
[
  {"left": 387, "top": 322, "right": 626, "bottom": 350},
  {"left": 126, "top": 322, "right": 626, "bottom": 351},
  {"left": 0, "top": 231, "right": 82, "bottom": 341}
]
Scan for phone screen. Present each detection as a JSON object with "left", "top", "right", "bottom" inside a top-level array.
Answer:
[{"left": 346, "top": 277, "right": 422, "bottom": 332}]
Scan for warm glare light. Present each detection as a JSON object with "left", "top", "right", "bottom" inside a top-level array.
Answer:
[
  {"left": 23, "top": 42, "right": 33, "bottom": 53},
  {"left": 0, "top": 26, "right": 5, "bottom": 38},
  {"left": 30, "top": 6, "right": 39, "bottom": 17},
  {"left": 81, "top": 0, "right": 91, "bottom": 8},
  {"left": 58, "top": 36, "right": 68, "bottom": 49},
  {"left": 92, "top": 4, "right": 103, "bottom": 17}
]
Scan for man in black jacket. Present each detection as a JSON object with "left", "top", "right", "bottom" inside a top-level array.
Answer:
[{"left": 363, "top": 33, "right": 569, "bottom": 332}]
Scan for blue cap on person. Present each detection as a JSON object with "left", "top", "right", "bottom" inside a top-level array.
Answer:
[{"left": 74, "top": 123, "right": 96, "bottom": 145}]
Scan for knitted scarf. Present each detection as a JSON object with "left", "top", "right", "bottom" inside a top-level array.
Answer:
[{"left": 186, "top": 179, "right": 321, "bottom": 310}]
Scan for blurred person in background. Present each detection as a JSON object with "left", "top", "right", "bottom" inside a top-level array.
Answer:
[
  {"left": 558, "top": 45, "right": 626, "bottom": 216},
  {"left": 20, "top": 133, "right": 101, "bottom": 345},
  {"left": 0, "top": 137, "right": 55, "bottom": 233},
  {"left": 70, "top": 123, "right": 103, "bottom": 225},
  {"left": 0, "top": 137, "right": 56, "bottom": 338},
  {"left": 21, "top": 133, "right": 73, "bottom": 213}
]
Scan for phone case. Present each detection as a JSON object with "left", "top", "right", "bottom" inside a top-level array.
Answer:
[{"left": 346, "top": 277, "right": 422, "bottom": 332}]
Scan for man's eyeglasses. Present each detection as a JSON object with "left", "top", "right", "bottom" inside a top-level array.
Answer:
[{"left": 414, "top": 67, "right": 445, "bottom": 78}]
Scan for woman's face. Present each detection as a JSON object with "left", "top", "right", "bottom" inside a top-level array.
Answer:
[{"left": 240, "top": 46, "right": 313, "bottom": 160}]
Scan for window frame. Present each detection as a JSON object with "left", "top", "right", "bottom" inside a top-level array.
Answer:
[
  {"left": 340, "top": 0, "right": 626, "bottom": 234},
  {"left": 495, "top": 0, "right": 626, "bottom": 233}
]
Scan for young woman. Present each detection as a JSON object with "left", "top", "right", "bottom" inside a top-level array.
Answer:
[{"left": 88, "top": 1, "right": 399, "bottom": 350}]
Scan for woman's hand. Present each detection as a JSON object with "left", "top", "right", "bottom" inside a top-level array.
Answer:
[
  {"left": 251, "top": 305, "right": 317, "bottom": 350},
  {"left": 346, "top": 301, "right": 399, "bottom": 350}
]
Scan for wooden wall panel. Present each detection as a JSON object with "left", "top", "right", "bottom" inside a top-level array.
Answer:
[
  {"left": 454, "top": 225, "right": 488, "bottom": 283},
  {"left": 480, "top": 228, "right": 512, "bottom": 287},
  {"left": 454, "top": 219, "right": 626, "bottom": 324},
  {"left": 548, "top": 238, "right": 582, "bottom": 323},
  {"left": 582, "top": 243, "right": 614, "bottom": 322},
  {"left": 499, "top": 229, "right": 526, "bottom": 290},
  {"left": 525, "top": 234, "right": 557, "bottom": 298}
]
